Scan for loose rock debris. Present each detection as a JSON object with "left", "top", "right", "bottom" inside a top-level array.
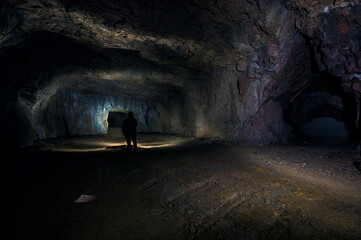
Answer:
[{"left": 8, "top": 136, "right": 361, "bottom": 240}]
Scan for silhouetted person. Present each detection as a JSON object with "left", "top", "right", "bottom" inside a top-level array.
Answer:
[{"left": 122, "top": 111, "right": 138, "bottom": 150}]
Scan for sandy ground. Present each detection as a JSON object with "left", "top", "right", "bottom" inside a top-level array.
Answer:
[{"left": 4, "top": 129, "right": 361, "bottom": 240}]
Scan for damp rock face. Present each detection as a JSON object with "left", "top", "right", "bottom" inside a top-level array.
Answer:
[{"left": 1, "top": 0, "right": 361, "bottom": 148}]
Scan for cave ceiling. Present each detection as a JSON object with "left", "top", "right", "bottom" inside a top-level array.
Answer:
[{"left": 3, "top": 0, "right": 361, "bottom": 90}]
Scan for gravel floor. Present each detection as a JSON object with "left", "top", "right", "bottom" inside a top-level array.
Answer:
[{"left": 4, "top": 133, "right": 361, "bottom": 240}]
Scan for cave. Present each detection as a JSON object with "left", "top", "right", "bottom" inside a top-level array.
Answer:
[{"left": 2, "top": 0, "right": 361, "bottom": 239}]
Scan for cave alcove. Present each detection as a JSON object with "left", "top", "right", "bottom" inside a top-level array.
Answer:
[{"left": 284, "top": 72, "right": 357, "bottom": 144}]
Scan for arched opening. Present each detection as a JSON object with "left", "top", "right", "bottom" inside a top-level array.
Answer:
[{"left": 284, "top": 72, "right": 356, "bottom": 144}]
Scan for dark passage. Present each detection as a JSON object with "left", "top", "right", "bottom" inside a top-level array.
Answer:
[{"left": 107, "top": 111, "right": 127, "bottom": 128}]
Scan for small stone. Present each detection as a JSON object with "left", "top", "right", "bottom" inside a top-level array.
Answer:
[{"left": 236, "top": 57, "right": 248, "bottom": 72}]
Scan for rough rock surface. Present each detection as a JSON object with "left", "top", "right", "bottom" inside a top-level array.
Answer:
[{"left": 1, "top": 0, "right": 361, "bottom": 148}]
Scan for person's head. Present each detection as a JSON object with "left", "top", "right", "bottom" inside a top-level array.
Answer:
[{"left": 128, "top": 111, "right": 134, "bottom": 118}]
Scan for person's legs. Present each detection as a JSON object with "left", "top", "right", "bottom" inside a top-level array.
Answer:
[
  {"left": 126, "top": 136, "right": 132, "bottom": 149},
  {"left": 132, "top": 135, "right": 137, "bottom": 150}
]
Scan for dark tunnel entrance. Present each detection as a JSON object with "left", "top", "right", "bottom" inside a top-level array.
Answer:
[
  {"left": 107, "top": 111, "right": 127, "bottom": 128},
  {"left": 284, "top": 73, "right": 357, "bottom": 144},
  {"left": 106, "top": 111, "right": 128, "bottom": 138},
  {"left": 281, "top": 34, "right": 360, "bottom": 145}
]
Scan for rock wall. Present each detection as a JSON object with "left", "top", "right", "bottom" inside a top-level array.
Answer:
[
  {"left": 31, "top": 85, "right": 189, "bottom": 139},
  {"left": 1, "top": 0, "right": 361, "bottom": 148}
]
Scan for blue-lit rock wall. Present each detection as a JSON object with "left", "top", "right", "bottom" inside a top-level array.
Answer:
[
  {"left": 64, "top": 91, "right": 148, "bottom": 136},
  {"left": 300, "top": 117, "right": 349, "bottom": 138},
  {"left": 32, "top": 89, "right": 188, "bottom": 139}
]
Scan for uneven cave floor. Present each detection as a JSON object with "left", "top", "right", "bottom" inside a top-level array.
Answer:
[{"left": 5, "top": 130, "right": 361, "bottom": 240}]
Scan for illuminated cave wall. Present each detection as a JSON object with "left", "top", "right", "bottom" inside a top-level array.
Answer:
[
  {"left": 32, "top": 89, "right": 189, "bottom": 139},
  {"left": 33, "top": 91, "right": 149, "bottom": 138}
]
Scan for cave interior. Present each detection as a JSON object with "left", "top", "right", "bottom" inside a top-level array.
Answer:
[{"left": 2, "top": 0, "right": 361, "bottom": 239}]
